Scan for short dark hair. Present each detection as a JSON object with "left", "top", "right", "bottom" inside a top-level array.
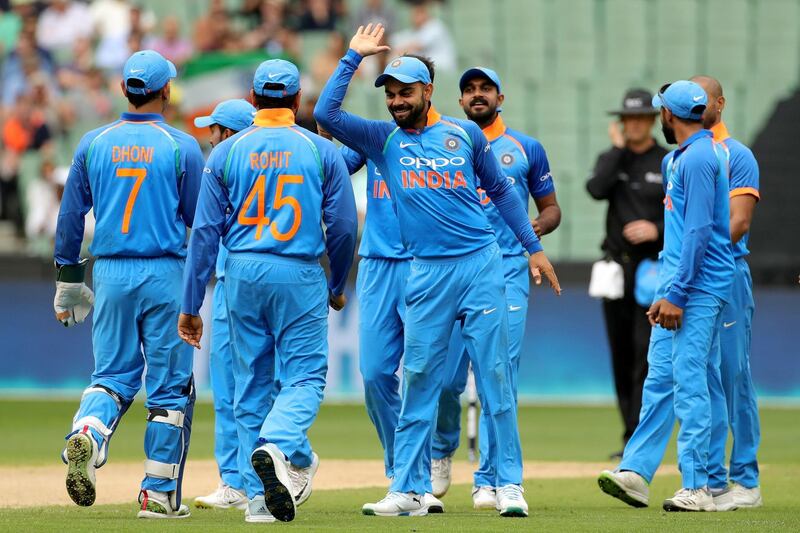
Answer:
[
  {"left": 402, "top": 53, "right": 435, "bottom": 83},
  {"left": 253, "top": 92, "right": 297, "bottom": 110},
  {"left": 125, "top": 79, "right": 162, "bottom": 108}
]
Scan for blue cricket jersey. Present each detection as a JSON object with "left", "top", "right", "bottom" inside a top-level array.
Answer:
[
  {"left": 182, "top": 108, "right": 358, "bottom": 315},
  {"left": 657, "top": 129, "right": 735, "bottom": 308},
  {"left": 711, "top": 122, "right": 760, "bottom": 259},
  {"left": 54, "top": 112, "right": 205, "bottom": 265},
  {"left": 478, "top": 116, "right": 555, "bottom": 257},
  {"left": 339, "top": 145, "right": 411, "bottom": 260},
  {"left": 314, "top": 49, "right": 542, "bottom": 259}
]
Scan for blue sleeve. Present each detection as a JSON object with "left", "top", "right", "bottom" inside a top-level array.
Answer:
[
  {"left": 54, "top": 135, "right": 93, "bottom": 265},
  {"left": 177, "top": 135, "right": 205, "bottom": 228},
  {"left": 666, "top": 151, "right": 717, "bottom": 308},
  {"left": 340, "top": 145, "right": 366, "bottom": 175},
  {"left": 181, "top": 147, "right": 231, "bottom": 315},
  {"left": 470, "top": 124, "right": 543, "bottom": 254},
  {"left": 313, "top": 49, "right": 390, "bottom": 159},
  {"left": 524, "top": 137, "right": 555, "bottom": 199},
  {"left": 320, "top": 141, "right": 358, "bottom": 295},
  {"left": 728, "top": 143, "right": 760, "bottom": 198}
]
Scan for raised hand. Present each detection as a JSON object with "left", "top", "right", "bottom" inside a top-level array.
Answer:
[
  {"left": 529, "top": 251, "right": 562, "bottom": 295},
  {"left": 349, "top": 23, "right": 391, "bottom": 57}
]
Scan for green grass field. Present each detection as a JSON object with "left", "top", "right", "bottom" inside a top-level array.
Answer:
[{"left": 1, "top": 400, "right": 798, "bottom": 532}]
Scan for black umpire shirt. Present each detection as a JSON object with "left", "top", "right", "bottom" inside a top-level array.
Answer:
[{"left": 586, "top": 142, "right": 669, "bottom": 263}]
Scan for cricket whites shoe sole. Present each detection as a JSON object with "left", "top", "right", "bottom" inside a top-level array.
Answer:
[
  {"left": 251, "top": 443, "right": 296, "bottom": 522},
  {"left": 597, "top": 470, "right": 649, "bottom": 508},
  {"left": 65, "top": 432, "right": 98, "bottom": 507}
]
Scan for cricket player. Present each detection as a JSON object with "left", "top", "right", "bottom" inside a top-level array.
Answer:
[
  {"left": 54, "top": 50, "right": 204, "bottom": 518},
  {"left": 190, "top": 99, "right": 256, "bottom": 511},
  {"left": 314, "top": 24, "right": 561, "bottom": 518},
  {"left": 598, "top": 80, "right": 735, "bottom": 512},
  {"left": 691, "top": 75, "right": 762, "bottom": 510},
  {"left": 178, "top": 59, "right": 357, "bottom": 523},
  {"left": 431, "top": 67, "right": 562, "bottom": 508},
  {"left": 319, "top": 61, "right": 446, "bottom": 514}
]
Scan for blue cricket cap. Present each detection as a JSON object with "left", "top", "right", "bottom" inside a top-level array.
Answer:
[
  {"left": 375, "top": 56, "right": 431, "bottom": 87},
  {"left": 253, "top": 59, "right": 300, "bottom": 97},
  {"left": 194, "top": 99, "right": 256, "bottom": 132},
  {"left": 652, "top": 80, "right": 707, "bottom": 120},
  {"left": 459, "top": 67, "right": 502, "bottom": 94},
  {"left": 123, "top": 50, "right": 177, "bottom": 95}
]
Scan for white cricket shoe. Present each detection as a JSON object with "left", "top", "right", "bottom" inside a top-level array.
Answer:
[
  {"left": 251, "top": 443, "right": 296, "bottom": 522},
  {"left": 597, "top": 469, "right": 649, "bottom": 507},
  {"left": 496, "top": 484, "right": 529, "bottom": 517},
  {"left": 362, "top": 491, "right": 427, "bottom": 516},
  {"left": 193, "top": 481, "right": 248, "bottom": 510},
  {"left": 289, "top": 452, "right": 319, "bottom": 506},
  {"left": 710, "top": 486, "right": 738, "bottom": 512},
  {"left": 245, "top": 495, "right": 277, "bottom": 523},
  {"left": 423, "top": 492, "right": 444, "bottom": 513},
  {"left": 713, "top": 482, "right": 763, "bottom": 511},
  {"left": 137, "top": 489, "right": 190, "bottom": 518},
  {"left": 663, "top": 487, "right": 716, "bottom": 512},
  {"left": 472, "top": 485, "right": 497, "bottom": 510},
  {"left": 65, "top": 431, "right": 98, "bottom": 507},
  {"left": 431, "top": 456, "right": 452, "bottom": 498}
]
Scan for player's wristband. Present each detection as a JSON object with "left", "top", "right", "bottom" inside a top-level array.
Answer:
[{"left": 56, "top": 258, "right": 89, "bottom": 283}]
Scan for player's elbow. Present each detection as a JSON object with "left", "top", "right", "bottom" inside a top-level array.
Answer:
[
  {"left": 730, "top": 215, "right": 750, "bottom": 242},
  {"left": 313, "top": 102, "right": 335, "bottom": 129}
]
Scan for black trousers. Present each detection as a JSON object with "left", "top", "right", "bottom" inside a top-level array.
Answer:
[{"left": 601, "top": 260, "right": 652, "bottom": 445}]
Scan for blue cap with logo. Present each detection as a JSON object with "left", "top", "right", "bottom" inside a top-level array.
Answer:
[
  {"left": 459, "top": 67, "right": 502, "bottom": 94},
  {"left": 253, "top": 59, "right": 301, "bottom": 97},
  {"left": 123, "top": 50, "right": 177, "bottom": 95},
  {"left": 375, "top": 56, "right": 432, "bottom": 87},
  {"left": 652, "top": 80, "right": 707, "bottom": 120},
  {"left": 194, "top": 99, "right": 256, "bottom": 132}
]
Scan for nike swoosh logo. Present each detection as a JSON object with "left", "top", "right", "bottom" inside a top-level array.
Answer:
[
  {"left": 294, "top": 480, "right": 309, "bottom": 500},
  {"left": 693, "top": 95, "right": 704, "bottom": 101},
  {"left": 483, "top": 308, "right": 497, "bottom": 315},
  {"left": 268, "top": 73, "right": 279, "bottom": 79},
  {"left": 509, "top": 305, "right": 522, "bottom": 311},
  {"left": 723, "top": 321, "right": 737, "bottom": 328},
  {"left": 399, "top": 142, "right": 417, "bottom": 148},
  {"left": 129, "top": 68, "right": 144, "bottom": 74}
]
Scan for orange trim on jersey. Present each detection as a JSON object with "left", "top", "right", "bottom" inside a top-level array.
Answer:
[
  {"left": 711, "top": 121, "right": 731, "bottom": 142},
  {"left": 253, "top": 108, "right": 296, "bottom": 128},
  {"left": 730, "top": 187, "right": 760, "bottom": 200},
  {"left": 482, "top": 115, "right": 506, "bottom": 142},
  {"left": 426, "top": 105, "right": 441, "bottom": 126}
]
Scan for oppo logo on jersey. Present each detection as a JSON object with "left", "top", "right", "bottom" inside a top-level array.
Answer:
[{"left": 399, "top": 156, "right": 465, "bottom": 171}]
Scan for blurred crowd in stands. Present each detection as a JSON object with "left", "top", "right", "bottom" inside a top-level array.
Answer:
[{"left": 0, "top": 0, "right": 455, "bottom": 255}]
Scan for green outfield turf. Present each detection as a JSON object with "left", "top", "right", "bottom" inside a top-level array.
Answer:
[{"left": 1, "top": 401, "right": 799, "bottom": 531}]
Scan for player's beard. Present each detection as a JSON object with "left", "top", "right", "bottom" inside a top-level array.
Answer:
[
  {"left": 464, "top": 97, "right": 495, "bottom": 125},
  {"left": 661, "top": 122, "right": 677, "bottom": 145},
  {"left": 390, "top": 98, "right": 427, "bottom": 129}
]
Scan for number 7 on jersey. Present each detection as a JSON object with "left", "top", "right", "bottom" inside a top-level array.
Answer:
[{"left": 116, "top": 167, "right": 147, "bottom": 234}]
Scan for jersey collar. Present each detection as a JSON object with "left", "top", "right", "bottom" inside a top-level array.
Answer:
[
  {"left": 481, "top": 115, "right": 506, "bottom": 142},
  {"left": 679, "top": 129, "right": 713, "bottom": 149},
  {"left": 120, "top": 112, "right": 164, "bottom": 122},
  {"left": 253, "top": 108, "right": 296, "bottom": 127},
  {"left": 710, "top": 121, "right": 731, "bottom": 142}
]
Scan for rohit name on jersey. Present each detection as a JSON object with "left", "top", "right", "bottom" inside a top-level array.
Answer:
[{"left": 399, "top": 155, "right": 467, "bottom": 190}]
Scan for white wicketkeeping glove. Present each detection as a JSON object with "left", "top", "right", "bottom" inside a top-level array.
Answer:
[
  {"left": 54, "top": 259, "right": 94, "bottom": 327},
  {"left": 54, "top": 282, "right": 95, "bottom": 327}
]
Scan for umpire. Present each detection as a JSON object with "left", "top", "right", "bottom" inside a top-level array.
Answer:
[{"left": 587, "top": 88, "right": 668, "bottom": 457}]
